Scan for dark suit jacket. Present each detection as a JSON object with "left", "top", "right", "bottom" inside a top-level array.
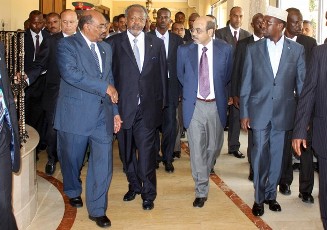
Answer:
[
  {"left": 293, "top": 44, "right": 327, "bottom": 158},
  {"left": 296, "top": 34, "right": 317, "bottom": 66},
  {"left": 240, "top": 37, "right": 306, "bottom": 131},
  {"left": 215, "top": 26, "right": 251, "bottom": 48},
  {"left": 106, "top": 32, "right": 167, "bottom": 130},
  {"left": 231, "top": 35, "right": 255, "bottom": 97},
  {"left": 149, "top": 31, "right": 183, "bottom": 106},
  {"left": 54, "top": 31, "right": 118, "bottom": 136},
  {"left": 177, "top": 39, "right": 233, "bottom": 128},
  {"left": 183, "top": 29, "right": 192, "bottom": 42},
  {"left": 0, "top": 42, "right": 20, "bottom": 173},
  {"left": 24, "top": 29, "right": 50, "bottom": 98},
  {"left": 26, "top": 32, "right": 64, "bottom": 112}
]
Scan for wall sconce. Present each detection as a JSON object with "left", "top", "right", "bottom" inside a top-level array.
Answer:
[
  {"left": 152, "top": 9, "right": 157, "bottom": 20},
  {"left": 146, "top": 0, "right": 152, "bottom": 13}
]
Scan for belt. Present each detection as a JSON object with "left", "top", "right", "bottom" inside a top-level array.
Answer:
[{"left": 197, "top": 98, "right": 215, "bottom": 102}]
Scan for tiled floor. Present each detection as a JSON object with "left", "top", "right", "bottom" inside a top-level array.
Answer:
[{"left": 26, "top": 131, "right": 323, "bottom": 229}]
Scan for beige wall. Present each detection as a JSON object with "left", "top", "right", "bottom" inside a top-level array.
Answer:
[{"left": 0, "top": 0, "right": 38, "bottom": 30}]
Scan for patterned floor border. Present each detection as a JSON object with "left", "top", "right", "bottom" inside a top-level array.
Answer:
[
  {"left": 181, "top": 142, "right": 272, "bottom": 230},
  {"left": 37, "top": 170, "right": 77, "bottom": 230}
]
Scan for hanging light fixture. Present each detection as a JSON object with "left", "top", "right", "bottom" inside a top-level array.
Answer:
[{"left": 145, "top": 0, "right": 152, "bottom": 13}]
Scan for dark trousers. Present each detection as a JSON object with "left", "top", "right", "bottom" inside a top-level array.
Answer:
[
  {"left": 123, "top": 107, "right": 157, "bottom": 201},
  {"left": 0, "top": 123, "right": 18, "bottom": 230},
  {"left": 227, "top": 105, "right": 241, "bottom": 152},
  {"left": 160, "top": 104, "right": 177, "bottom": 162},
  {"left": 44, "top": 109, "right": 57, "bottom": 163},
  {"left": 318, "top": 156, "right": 327, "bottom": 229},
  {"left": 279, "top": 130, "right": 294, "bottom": 185}
]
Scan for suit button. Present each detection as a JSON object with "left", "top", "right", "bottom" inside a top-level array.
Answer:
[
  {"left": 100, "top": 99, "right": 103, "bottom": 104},
  {"left": 273, "top": 83, "right": 276, "bottom": 86}
]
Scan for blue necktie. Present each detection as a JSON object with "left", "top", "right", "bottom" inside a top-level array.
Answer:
[{"left": 90, "top": 43, "right": 101, "bottom": 72}]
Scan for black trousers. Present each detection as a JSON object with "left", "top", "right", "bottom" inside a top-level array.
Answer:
[
  {"left": 227, "top": 105, "right": 241, "bottom": 152},
  {"left": 0, "top": 123, "right": 18, "bottom": 230}
]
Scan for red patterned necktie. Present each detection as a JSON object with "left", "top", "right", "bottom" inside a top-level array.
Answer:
[{"left": 233, "top": 31, "right": 238, "bottom": 44}]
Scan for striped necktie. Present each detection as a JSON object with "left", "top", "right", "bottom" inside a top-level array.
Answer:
[{"left": 90, "top": 43, "right": 101, "bottom": 72}]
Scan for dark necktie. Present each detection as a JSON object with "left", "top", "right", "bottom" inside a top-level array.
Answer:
[
  {"left": 233, "top": 31, "right": 238, "bottom": 44},
  {"left": 90, "top": 43, "right": 101, "bottom": 72},
  {"left": 199, "top": 47, "right": 210, "bottom": 99},
  {"left": 35, "top": 34, "right": 40, "bottom": 56},
  {"left": 132, "top": 38, "right": 141, "bottom": 72}
]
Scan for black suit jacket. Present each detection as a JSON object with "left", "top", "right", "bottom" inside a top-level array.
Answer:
[
  {"left": 215, "top": 26, "right": 251, "bottom": 48},
  {"left": 183, "top": 29, "right": 192, "bottom": 42},
  {"left": 27, "top": 32, "right": 63, "bottom": 111},
  {"left": 293, "top": 44, "right": 327, "bottom": 158},
  {"left": 149, "top": 31, "right": 183, "bottom": 106},
  {"left": 24, "top": 29, "right": 50, "bottom": 98},
  {"left": 296, "top": 34, "right": 317, "bottom": 66},
  {"left": 106, "top": 32, "right": 167, "bottom": 129},
  {"left": 231, "top": 35, "right": 255, "bottom": 97},
  {"left": 0, "top": 42, "right": 20, "bottom": 172}
]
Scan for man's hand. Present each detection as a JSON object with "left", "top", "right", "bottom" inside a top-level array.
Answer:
[
  {"left": 292, "top": 139, "right": 307, "bottom": 156},
  {"left": 106, "top": 85, "right": 118, "bottom": 103},
  {"left": 240, "top": 118, "right": 250, "bottom": 131},
  {"left": 114, "top": 115, "right": 122, "bottom": 133},
  {"left": 232, "top": 96, "right": 240, "bottom": 109},
  {"left": 228, "top": 97, "right": 233, "bottom": 105}
]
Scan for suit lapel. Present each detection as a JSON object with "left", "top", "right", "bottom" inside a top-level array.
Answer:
[
  {"left": 143, "top": 34, "right": 153, "bottom": 72},
  {"left": 258, "top": 39, "right": 274, "bottom": 77},
  {"left": 168, "top": 33, "right": 175, "bottom": 58},
  {"left": 121, "top": 32, "right": 140, "bottom": 71},
  {"left": 98, "top": 42, "right": 107, "bottom": 75},
  {"left": 189, "top": 43, "right": 198, "bottom": 79},
  {"left": 275, "top": 37, "right": 291, "bottom": 78}
]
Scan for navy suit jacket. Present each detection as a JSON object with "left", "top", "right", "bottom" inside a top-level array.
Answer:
[
  {"left": 54, "top": 31, "right": 118, "bottom": 136},
  {"left": 240, "top": 37, "right": 306, "bottom": 131},
  {"left": 0, "top": 42, "right": 20, "bottom": 172},
  {"left": 106, "top": 32, "right": 167, "bottom": 130},
  {"left": 293, "top": 44, "right": 327, "bottom": 159},
  {"left": 177, "top": 39, "right": 233, "bottom": 128}
]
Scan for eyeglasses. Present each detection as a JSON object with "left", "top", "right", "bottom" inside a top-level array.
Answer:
[
  {"left": 129, "top": 17, "right": 146, "bottom": 22},
  {"left": 190, "top": 28, "right": 204, "bottom": 34}
]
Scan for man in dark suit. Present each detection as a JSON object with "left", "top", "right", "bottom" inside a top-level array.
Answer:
[
  {"left": 0, "top": 41, "right": 20, "bottom": 230},
  {"left": 230, "top": 13, "right": 265, "bottom": 181},
  {"left": 45, "top": 12, "right": 61, "bottom": 35},
  {"left": 55, "top": 10, "right": 121, "bottom": 228},
  {"left": 240, "top": 6, "right": 305, "bottom": 216},
  {"left": 216, "top": 6, "right": 251, "bottom": 159},
  {"left": 278, "top": 8, "right": 317, "bottom": 201},
  {"left": 106, "top": 4, "right": 167, "bottom": 211},
  {"left": 151, "top": 7, "right": 183, "bottom": 173},
  {"left": 26, "top": 9, "right": 78, "bottom": 176},
  {"left": 108, "top": 14, "right": 126, "bottom": 37},
  {"left": 177, "top": 16, "right": 233, "bottom": 208},
  {"left": 183, "top": 13, "right": 200, "bottom": 42},
  {"left": 292, "top": 43, "right": 327, "bottom": 230},
  {"left": 24, "top": 10, "right": 50, "bottom": 153}
]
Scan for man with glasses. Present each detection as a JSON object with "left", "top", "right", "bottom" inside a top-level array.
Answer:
[
  {"left": 177, "top": 16, "right": 233, "bottom": 208},
  {"left": 106, "top": 4, "right": 167, "bottom": 211},
  {"left": 240, "top": 6, "right": 305, "bottom": 216},
  {"left": 55, "top": 10, "right": 121, "bottom": 228}
]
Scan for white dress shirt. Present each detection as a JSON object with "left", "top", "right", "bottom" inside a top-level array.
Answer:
[
  {"left": 127, "top": 30, "right": 145, "bottom": 71},
  {"left": 81, "top": 31, "right": 103, "bottom": 72},
  {"left": 267, "top": 35, "right": 285, "bottom": 78},
  {"left": 197, "top": 38, "right": 215, "bottom": 100}
]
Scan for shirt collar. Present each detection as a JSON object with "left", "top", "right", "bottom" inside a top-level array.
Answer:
[
  {"left": 229, "top": 24, "right": 240, "bottom": 34},
  {"left": 267, "top": 35, "right": 285, "bottom": 47},
  {"left": 253, "top": 34, "right": 262, "bottom": 41},
  {"left": 127, "top": 30, "right": 145, "bottom": 43},
  {"left": 155, "top": 29, "right": 169, "bottom": 39},
  {"left": 80, "top": 31, "right": 94, "bottom": 47}
]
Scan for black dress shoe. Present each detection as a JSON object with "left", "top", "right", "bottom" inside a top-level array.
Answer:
[
  {"left": 299, "top": 192, "right": 314, "bottom": 203},
  {"left": 69, "top": 196, "right": 83, "bottom": 208},
  {"left": 45, "top": 161, "right": 56, "bottom": 176},
  {"left": 279, "top": 183, "right": 291, "bottom": 195},
  {"left": 264, "top": 199, "right": 281, "bottom": 212},
  {"left": 123, "top": 190, "right": 137, "bottom": 201},
  {"left": 173, "top": 151, "right": 181, "bottom": 158},
  {"left": 193, "top": 197, "right": 207, "bottom": 208},
  {"left": 229, "top": 150, "right": 245, "bottom": 158},
  {"left": 252, "top": 203, "right": 264, "bottom": 216},
  {"left": 163, "top": 161, "right": 174, "bottom": 173},
  {"left": 210, "top": 168, "right": 215, "bottom": 175},
  {"left": 142, "top": 200, "right": 154, "bottom": 210},
  {"left": 89, "top": 215, "right": 111, "bottom": 228}
]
